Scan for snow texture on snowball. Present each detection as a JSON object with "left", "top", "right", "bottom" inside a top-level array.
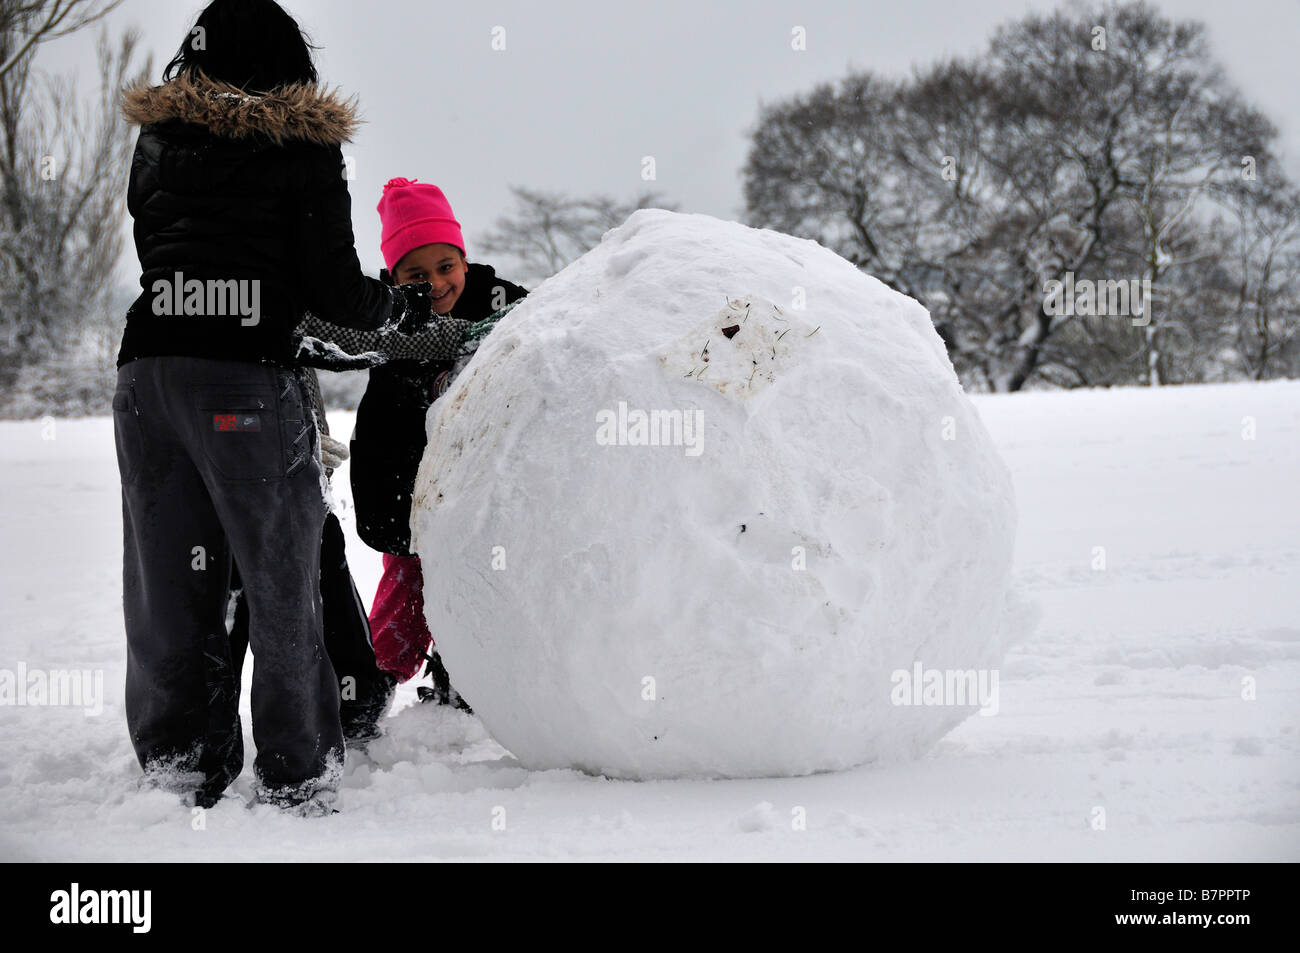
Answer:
[{"left": 410, "top": 209, "right": 1021, "bottom": 780}]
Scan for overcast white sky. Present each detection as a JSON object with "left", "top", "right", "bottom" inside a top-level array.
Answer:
[{"left": 37, "top": 0, "right": 1300, "bottom": 283}]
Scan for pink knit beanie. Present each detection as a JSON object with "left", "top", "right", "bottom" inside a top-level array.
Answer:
[{"left": 376, "top": 177, "right": 465, "bottom": 272}]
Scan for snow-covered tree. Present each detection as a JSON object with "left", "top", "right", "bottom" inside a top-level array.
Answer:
[
  {"left": 0, "top": 1, "right": 145, "bottom": 408},
  {"left": 743, "top": 1, "right": 1293, "bottom": 390}
]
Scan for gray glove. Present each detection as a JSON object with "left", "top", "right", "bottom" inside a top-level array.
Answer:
[{"left": 320, "top": 432, "right": 350, "bottom": 470}]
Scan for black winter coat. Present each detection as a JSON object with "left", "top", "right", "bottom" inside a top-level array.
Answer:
[
  {"left": 351, "top": 263, "right": 528, "bottom": 555},
  {"left": 118, "top": 72, "right": 403, "bottom": 368}
]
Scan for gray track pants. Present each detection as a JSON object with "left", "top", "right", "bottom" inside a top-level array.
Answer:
[{"left": 113, "top": 356, "right": 342, "bottom": 803}]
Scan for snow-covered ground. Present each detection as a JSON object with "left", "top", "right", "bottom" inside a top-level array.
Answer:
[{"left": 1, "top": 380, "right": 1296, "bottom": 861}]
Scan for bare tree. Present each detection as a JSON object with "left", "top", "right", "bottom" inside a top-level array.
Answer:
[
  {"left": 0, "top": 0, "right": 122, "bottom": 80},
  {"left": 1233, "top": 187, "right": 1300, "bottom": 379},
  {"left": 743, "top": 1, "right": 1288, "bottom": 390},
  {"left": 477, "top": 186, "right": 677, "bottom": 286},
  {"left": 0, "top": 13, "right": 145, "bottom": 396}
]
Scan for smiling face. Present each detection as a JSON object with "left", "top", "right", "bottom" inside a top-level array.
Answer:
[{"left": 393, "top": 242, "right": 468, "bottom": 314}]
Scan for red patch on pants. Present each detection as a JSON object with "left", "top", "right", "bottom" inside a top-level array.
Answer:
[{"left": 212, "top": 413, "right": 261, "bottom": 432}]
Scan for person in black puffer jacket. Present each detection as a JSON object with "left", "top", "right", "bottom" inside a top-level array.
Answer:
[
  {"left": 299, "top": 178, "right": 527, "bottom": 703},
  {"left": 113, "top": 0, "right": 467, "bottom": 815}
]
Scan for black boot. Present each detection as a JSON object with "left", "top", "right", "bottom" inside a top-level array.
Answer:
[
  {"left": 341, "top": 671, "right": 397, "bottom": 743},
  {"left": 416, "top": 651, "right": 472, "bottom": 712}
]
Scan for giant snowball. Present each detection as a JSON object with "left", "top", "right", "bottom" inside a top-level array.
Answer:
[{"left": 411, "top": 210, "right": 1018, "bottom": 779}]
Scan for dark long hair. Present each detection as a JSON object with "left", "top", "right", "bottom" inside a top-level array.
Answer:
[{"left": 162, "top": 0, "right": 319, "bottom": 92}]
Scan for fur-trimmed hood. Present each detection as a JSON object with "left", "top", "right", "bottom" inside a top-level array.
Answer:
[{"left": 121, "top": 71, "right": 360, "bottom": 146}]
